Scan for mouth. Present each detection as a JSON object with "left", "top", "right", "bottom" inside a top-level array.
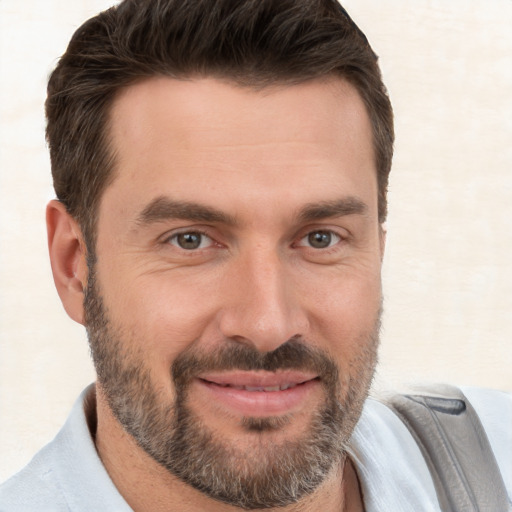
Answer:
[
  {"left": 205, "top": 381, "right": 308, "bottom": 392},
  {"left": 194, "top": 371, "right": 321, "bottom": 417}
]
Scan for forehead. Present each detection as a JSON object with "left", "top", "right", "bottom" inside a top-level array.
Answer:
[
  {"left": 109, "top": 75, "right": 371, "bottom": 154},
  {"left": 102, "top": 76, "right": 376, "bottom": 223}
]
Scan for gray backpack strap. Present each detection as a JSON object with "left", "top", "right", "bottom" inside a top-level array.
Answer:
[{"left": 383, "top": 384, "right": 510, "bottom": 512}]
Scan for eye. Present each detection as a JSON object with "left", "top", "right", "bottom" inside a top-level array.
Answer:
[
  {"left": 298, "top": 230, "right": 341, "bottom": 249},
  {"left": 168, "top": 231, "right": 213, "bottom": 250}
]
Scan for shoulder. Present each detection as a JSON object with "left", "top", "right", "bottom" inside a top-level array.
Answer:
[
  {"left": 0, "top": 385, "right": 132, "bottom": 512},
  {"left": 461, "top": 386, "right": 512, "bottom": 490},
  {"left": 350, "top": 386, "right": 512, "bottom": 512},
  {"left": 0, "top": 444, "right": 70, "bottom": 512}
]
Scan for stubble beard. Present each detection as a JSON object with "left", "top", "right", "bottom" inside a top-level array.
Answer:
[{"left": 84, "top": 267, "right": 380, "bottom": 509}]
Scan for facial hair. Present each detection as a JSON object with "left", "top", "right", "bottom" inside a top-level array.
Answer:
[{"left": 84, "top": 267, "right": 380, "bottom": 509}]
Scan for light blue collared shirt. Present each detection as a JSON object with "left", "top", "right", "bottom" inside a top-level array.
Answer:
[{"left": 1, "top": 385, "right": 510, "bottom": 511}]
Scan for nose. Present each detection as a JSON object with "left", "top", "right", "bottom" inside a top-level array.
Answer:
[{"left": 217, "top": 247, "right": 308, "bottom": 353}]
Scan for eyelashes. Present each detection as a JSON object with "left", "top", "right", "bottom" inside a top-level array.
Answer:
[
  {"left": 295, "top": 230, "right": 342, "bottom": 250},
  {"left": 163, "top": 227, "right": 347, "bottom": 255},
  {"left": 166, "top": 231, "right": 215, "bottom": 251}
]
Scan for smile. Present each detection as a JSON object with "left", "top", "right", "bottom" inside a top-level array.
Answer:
[
  {"left": 194, "top": 371, "right": 321, "bottom": 417},
  {"left": 201, "top": 380, "right": 311, "bottom": 392}
]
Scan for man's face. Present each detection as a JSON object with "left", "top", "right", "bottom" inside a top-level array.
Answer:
[{"left": 86, "top": 77, "right": 383, "bottom": 508}]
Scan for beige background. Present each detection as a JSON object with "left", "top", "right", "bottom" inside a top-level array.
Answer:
[{"left": 1, "top": 0, "right": 511, "bottom": 481}]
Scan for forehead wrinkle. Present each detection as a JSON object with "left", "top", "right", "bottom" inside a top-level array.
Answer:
[
  {"left": 135, "top": 196, "right": 238, "bottom": 226},
  {"left": 297, "top": 197, "right": 368, "bottom": 223}
]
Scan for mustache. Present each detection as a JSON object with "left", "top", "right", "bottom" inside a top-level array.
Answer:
[{"left": 171, "top": 337, "right": 339, "bottom": 389}]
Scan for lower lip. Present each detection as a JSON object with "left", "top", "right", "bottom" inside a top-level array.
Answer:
[{"left": 194, "top": 378, "right": 321, "bottom": 417}]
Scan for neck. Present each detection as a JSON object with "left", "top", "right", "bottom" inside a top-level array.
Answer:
[{"left": 89, "top": 385, "right": 364, "bottom": 512}]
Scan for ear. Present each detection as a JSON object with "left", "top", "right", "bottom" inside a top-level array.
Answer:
[
  {"left": 46, "top": 200, "right": 88, "bottom": 325},
  {"left": 379, "top": 223, "right": 387, "bottom": 262}
]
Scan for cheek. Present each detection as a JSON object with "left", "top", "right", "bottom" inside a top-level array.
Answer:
[
  {"left": 98, "top": 265, "right": 221, "bottom": 362},
  {"left": 305, "top": 266, "right": 382, "bottom": 354},
  {"left": 312, "top": 277, "right": 381, "bottom": 400}
]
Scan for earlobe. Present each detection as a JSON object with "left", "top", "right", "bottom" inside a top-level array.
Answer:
[{"left": 46, "top": 200, "right": 88, "bottom": 325}]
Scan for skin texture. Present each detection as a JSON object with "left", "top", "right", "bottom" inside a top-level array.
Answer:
[{"left": 47, "top": 76, "right": 384, "bottom": 511}]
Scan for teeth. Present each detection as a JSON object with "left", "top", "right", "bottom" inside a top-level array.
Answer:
[
  {"left": 209, "top": 381, "right": 301, "bottom": 391},
  {"left": 241, "top": 383, "right": 297, "bottom": 392}
]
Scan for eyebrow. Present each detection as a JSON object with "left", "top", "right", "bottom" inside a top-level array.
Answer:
[
  {"left": 135, "top": 195, "right": 368, "bottom": 228},
  {"left": 297, "top": 197, "right": 368, "bottom": 222},
  {"left": 136, "top": 196, "right": 237, "bottom": 226}
]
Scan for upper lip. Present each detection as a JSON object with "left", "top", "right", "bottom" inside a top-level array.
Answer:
[{"left": 197, "top": 370, "right": 319, "bottom": 391}]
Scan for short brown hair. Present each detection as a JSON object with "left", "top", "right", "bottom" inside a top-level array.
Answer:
[{"left": 46, "top": 0, "right": 394, "bottom": 248}]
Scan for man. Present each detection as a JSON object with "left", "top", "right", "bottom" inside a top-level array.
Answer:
[{"left": 0, "top": 1, "right": 510, "bottom": 511}]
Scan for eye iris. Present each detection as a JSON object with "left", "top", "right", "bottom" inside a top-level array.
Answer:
[
  {"left": 308, "top": 231, "right": 332, "bottom": 249},
  {"left": 177, "top": 233, "right": 202, "bottom": 250}
]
